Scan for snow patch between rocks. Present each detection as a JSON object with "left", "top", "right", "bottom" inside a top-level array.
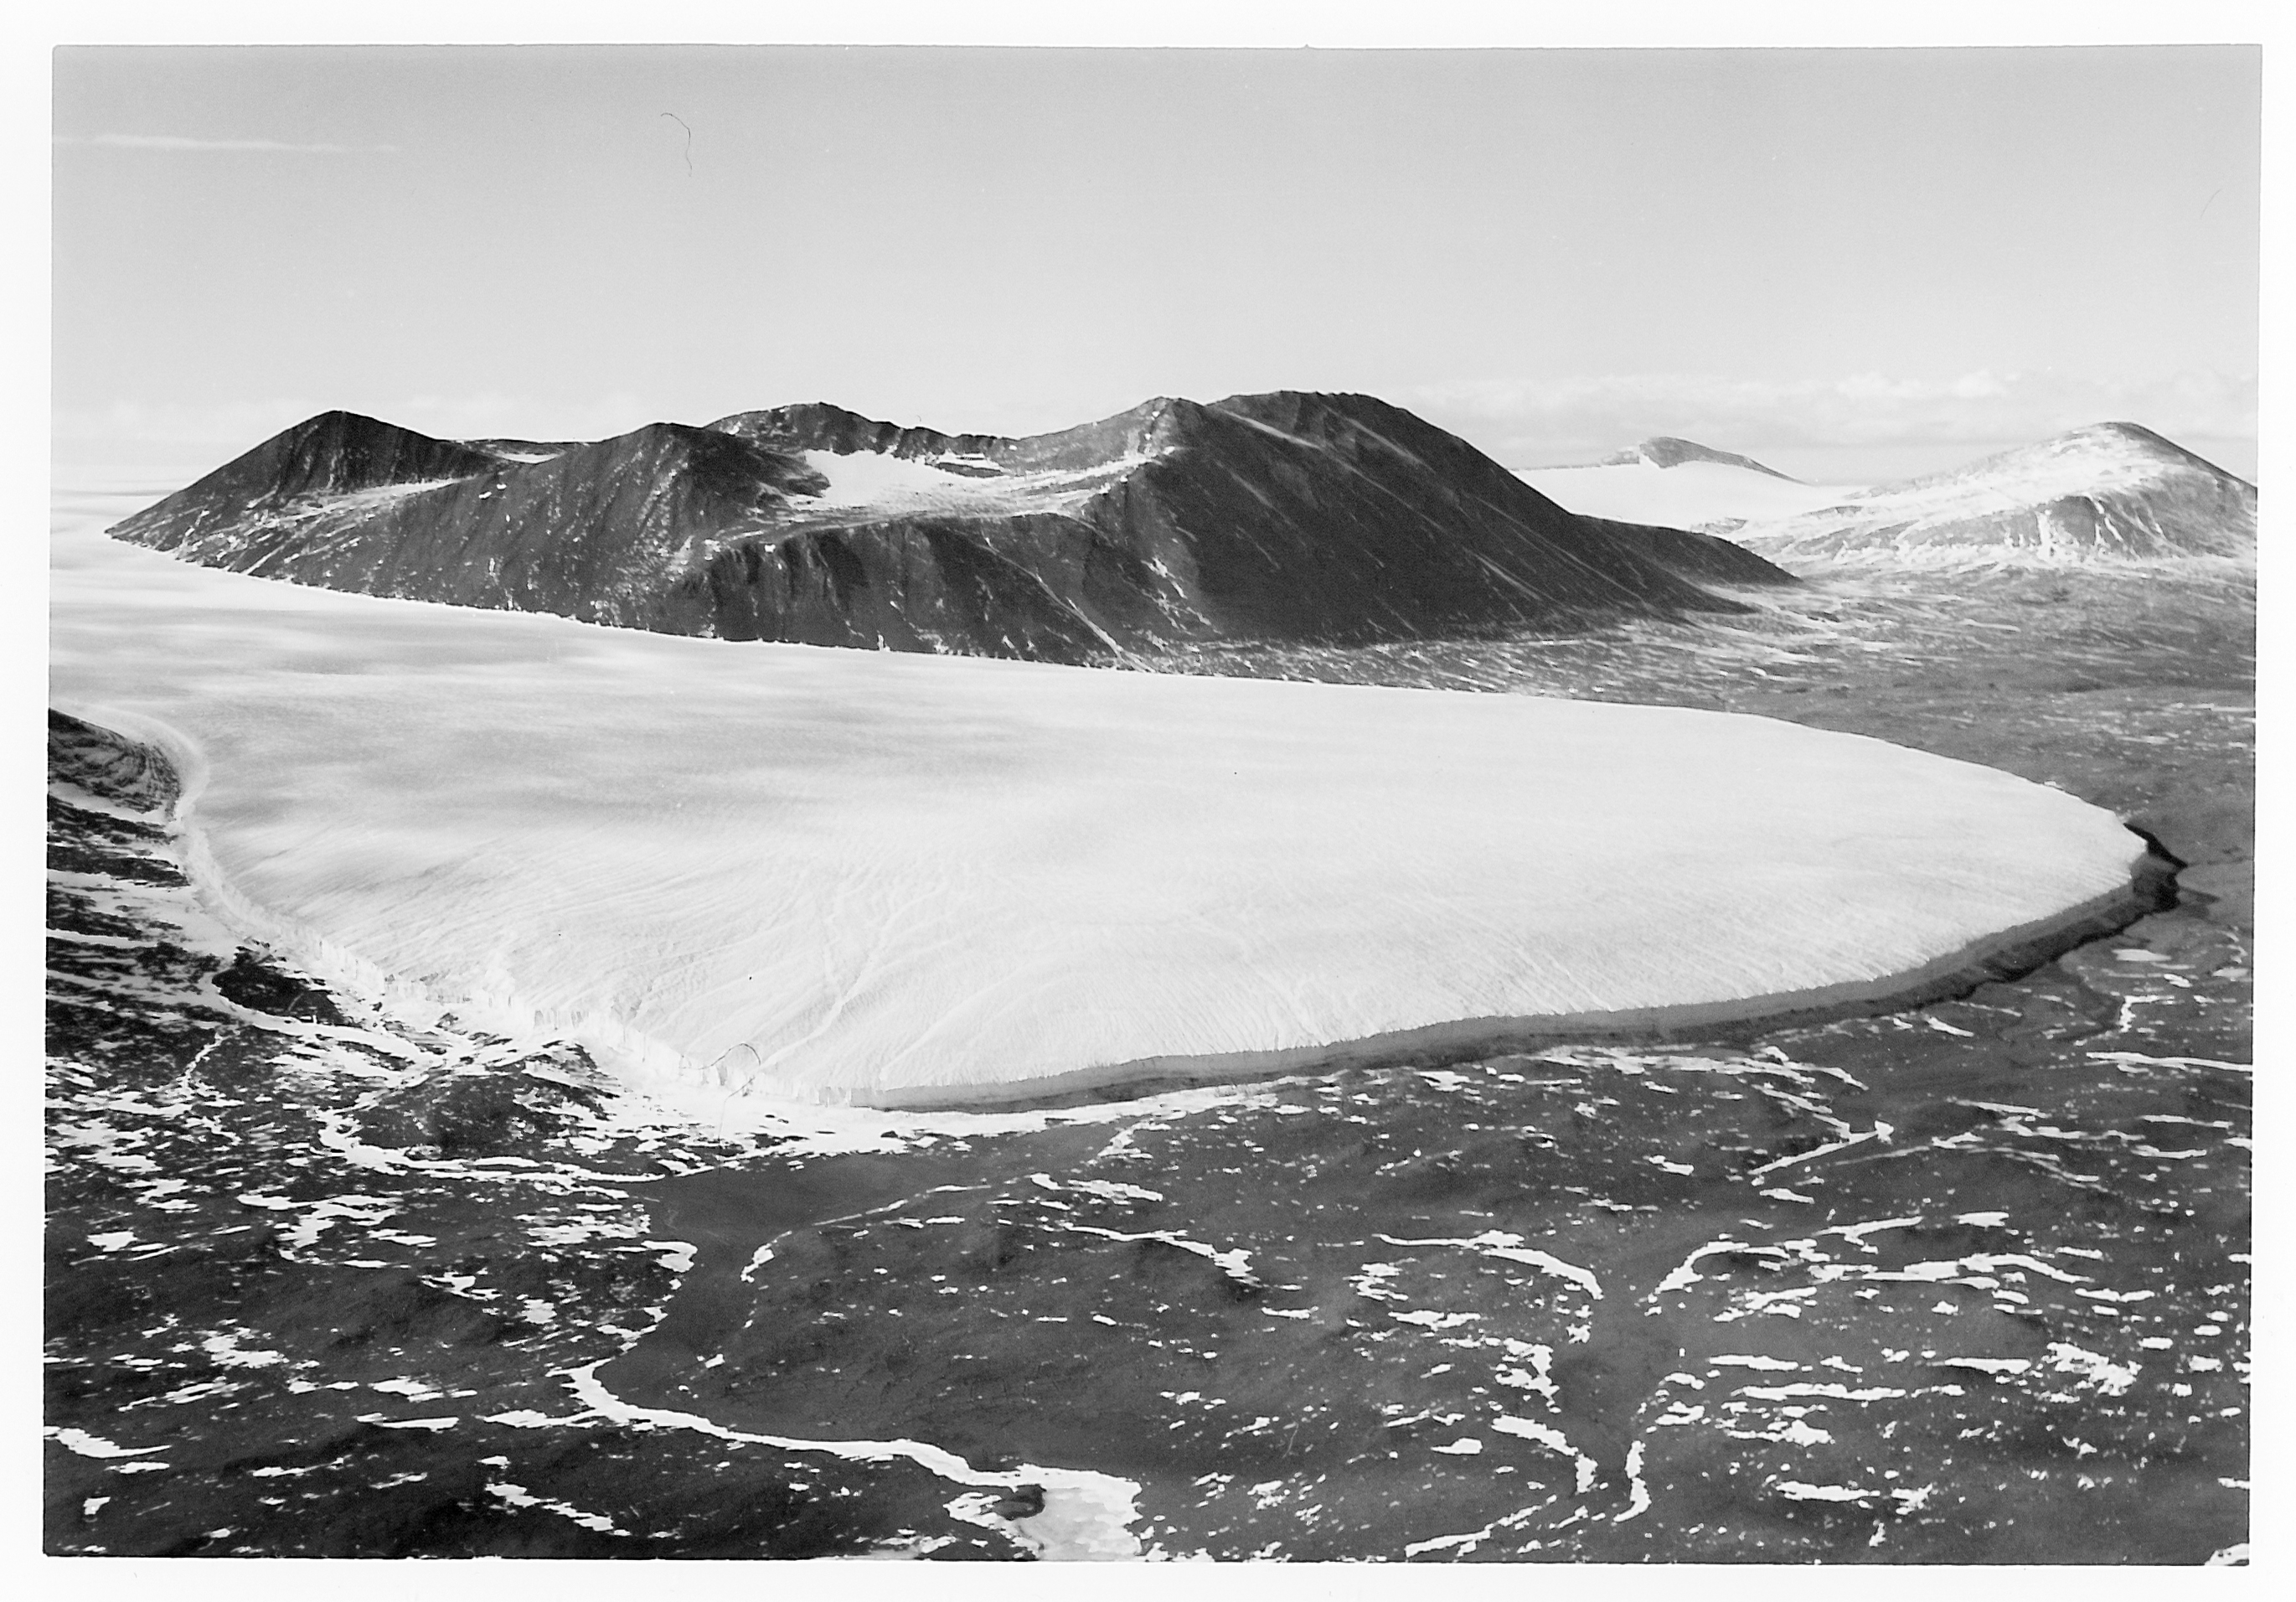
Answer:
[{"left": 561, "top": 1362, "right": 1143, "bottom": 1559}]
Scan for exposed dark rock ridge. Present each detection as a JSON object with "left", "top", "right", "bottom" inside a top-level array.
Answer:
[
  {"left": 1576, "top": 517, "right": 1802, "bottom": 590},
  {"left": 460, "top": 437, "right": 591, "bottom": 462},
  {"left": 109, "top": 392, "right": 1796, "bottom": 663},
  {"left": 1734, "top": 421, "right": 2257, "bottom": 566},
  {"left": 1597, "top": 436, "right": 1796, "bottom": 478},
  {"left": 709, "top": 400, "right": 1013, "bottom": 471},
  {"left": 49, "top": 708, "right": 180, "bottom": 814},
  {"left": 118, "top": 411, "right": 504, "bottom": 553},
  {"left": 116, "top": 418, "right": 834, "bottom": 627},
  {"left": 663, "top": 513, "right": 1150, "bottom": 660}
]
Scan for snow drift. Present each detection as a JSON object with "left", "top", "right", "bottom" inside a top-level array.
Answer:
[{"left": 50, "top": 502, "right": 2152, "bottom": 1115}]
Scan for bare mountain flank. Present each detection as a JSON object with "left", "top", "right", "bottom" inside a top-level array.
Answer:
[{"left": 110, "top": 393, "right": 1793, "bottom": 664}]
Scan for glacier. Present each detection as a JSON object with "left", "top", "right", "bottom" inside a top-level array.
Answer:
[
  {"left": 50, "top": 491, "right": 2147, "bottom": 1118},
  {"left": 1516, "top": 459, "right": 1864, "bottom": 532}
]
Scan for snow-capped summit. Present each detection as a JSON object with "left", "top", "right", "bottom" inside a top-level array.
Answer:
[{"left": 1728, "top": 422, "right": 2256, "bottom": 568}]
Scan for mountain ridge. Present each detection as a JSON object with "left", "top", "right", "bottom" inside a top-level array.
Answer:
[
  {"left": 1726, "top": 421, "right": 2257, "bottom": 566},
  {"left": 108, "top": 391, "right": 1797, "bottom": 663}
]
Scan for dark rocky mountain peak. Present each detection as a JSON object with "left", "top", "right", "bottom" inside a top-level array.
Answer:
[
  {"left": 126, "top": 411, "right": 503, "bottom": 545},
  {"left": 109, "top": 392, "right": 1795, "bottom": 663}
]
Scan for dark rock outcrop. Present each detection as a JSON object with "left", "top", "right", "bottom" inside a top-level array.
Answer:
[
  {"left": 125, "top": 411, "right": 504, "bottom": 552},
  {"left": 113, "top": 419, "right": 833, "bottom": 627},
  {"left": 48, "top": 709, "right": 179, "bottom": 814},
  {"left": 110, "top": 392, "right": 1797, "bottom": 663},
  {"left": 710, "top": 400, "right": 1012, "bottom": 469},
  {"left": 1577, "top": 518, "right": 1804, "bottom": 590}
]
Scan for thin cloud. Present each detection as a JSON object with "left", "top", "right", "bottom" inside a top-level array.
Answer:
[{"left": 56, "top": 133, "right": 397, "bottom": 154}]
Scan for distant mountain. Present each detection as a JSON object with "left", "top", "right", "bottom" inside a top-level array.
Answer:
[
  {"left": 107, "top": 393, "right": 1794, "bottom": 664},
  {"left": 1517, "top": 437, "right": 1864, "bottom": 534},
  {"left": 1728, "top": 422, "right": 2257, "bottom": 567},
  {"left": 1596, "top": 436, "right": 1796, "bottom": 479}
]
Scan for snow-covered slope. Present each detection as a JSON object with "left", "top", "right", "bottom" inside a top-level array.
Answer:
[
  {"left": 51, "top": 515, "right": 2144, "bottom": 1116},
  {"left": 1727, "top": 422, "right": 2256, "bottom": 567},
  {"left": 1518, "top": 439, "right": 1863, "bottom": 532}
]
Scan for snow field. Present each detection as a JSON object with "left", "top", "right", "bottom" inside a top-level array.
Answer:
[
  {"left": 1515, "top": 460, "right": 1864, "bottom": 530},
  {"left": 790, "top": 446, "right": 1148, "bottom": 517},
  {"left": 51, "top": 504, "right": 2144, "bottom": 1112}
]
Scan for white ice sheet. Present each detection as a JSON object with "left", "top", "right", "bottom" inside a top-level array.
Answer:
[
  {"left": 49, "top": 496, "right": 2142, "bottom": 1111},
  {"left": 1515, "top": 461, "right": 1862, "bottom": 530}
]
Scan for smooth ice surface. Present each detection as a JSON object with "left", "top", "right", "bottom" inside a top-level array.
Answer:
[
  {"left": 51, "top": 483, "right": 2143, "bottom": 1110},
  {"left": 1515, "top": 461, "right": 1864, "bottom": 530}
]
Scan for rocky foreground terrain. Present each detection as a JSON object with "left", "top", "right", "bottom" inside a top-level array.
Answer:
[
  {"left": 45, "top": 551, "right": 2251, "bottom": 1560},
  {"left": 104, "top": 395, "right": 1790, "bottom": 664}
]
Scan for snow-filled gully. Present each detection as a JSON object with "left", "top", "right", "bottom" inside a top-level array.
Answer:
[
  {"left": 345, "top": 1135, "right": 1153, "bottom": 1558},
  {"left": 560, "top": 1358, "right": 1143, "bottom": 1559}
]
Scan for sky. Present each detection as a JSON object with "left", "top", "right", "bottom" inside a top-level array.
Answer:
[{"left": 52, "top": 42, "right": 2261, "bottom": 483}]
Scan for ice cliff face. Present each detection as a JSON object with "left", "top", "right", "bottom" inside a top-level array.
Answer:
[
  {"left": 1730, "top": 422, "right": 2257, "bottom": 567},
  {"left": 107, "top": 393, "right": 1793, "bottom": 663}
]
